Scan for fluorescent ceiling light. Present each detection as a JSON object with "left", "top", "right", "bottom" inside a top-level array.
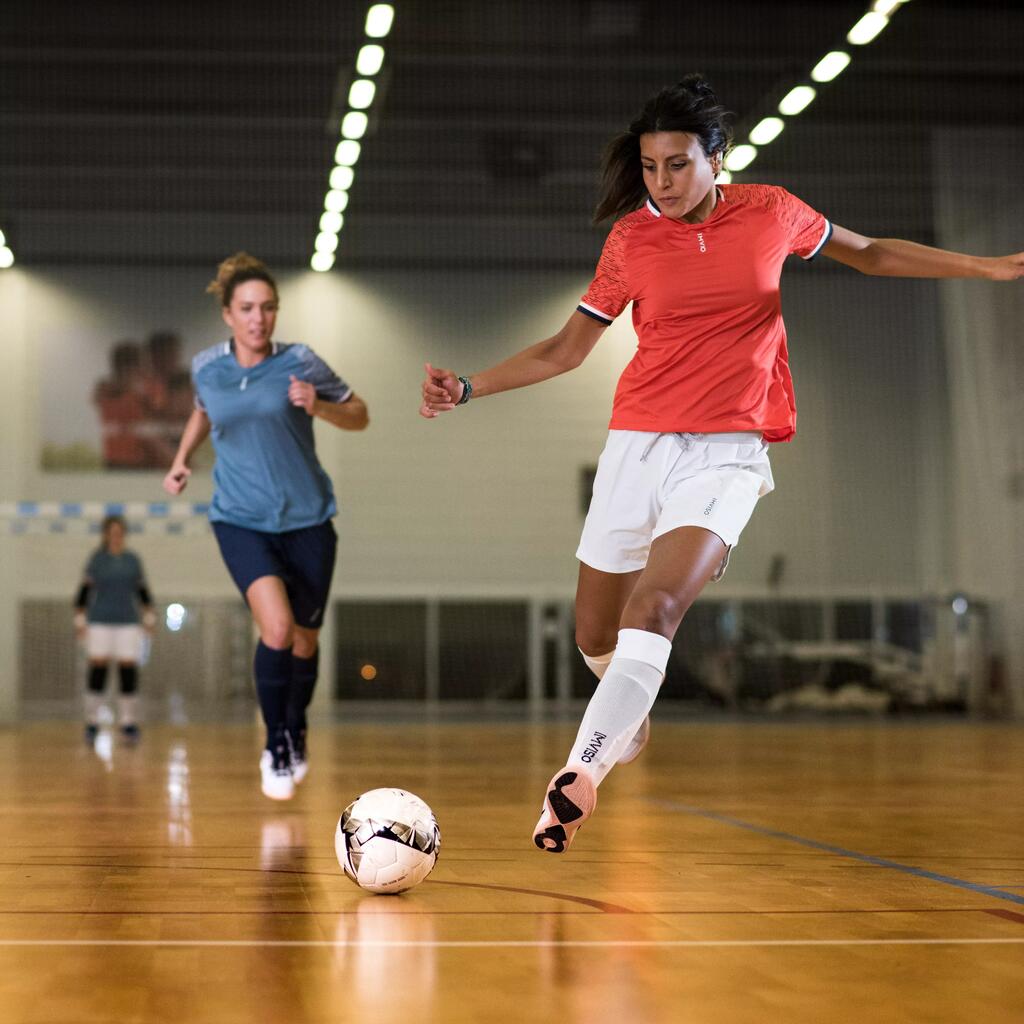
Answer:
[
  {"left": 0, "top": 246, "right": 13, "bottom": 269},
  {"left": 365, "top": 5, "right": 394, "bottom": 38},
  {"left": 847, "top": 11, "right": 888, "bottom": 45},
  {"left": 330, "top": 166, "right": 354, "bottom": 191},
  {"left": 315, "top": 232, "right": 339, "bottom": 254},
  {"left": 334, "top": 140, "right": 361, "bottom": 166},
  {"left": 341, "top": 111, "right": 368, "bottom": 140},
  {"left": 356, "top": 44, "right": 385, "bottom": 76},
  {"left": 348, "top": 80, "right": 376, "bottom": 110},
  {"left": 749, "top": 117, "right": 785, "bottom": 146},
  {"left": 811, "top": 51, "right": 851, "bottom": 82},
  {"left": 725, "top": 145, "right": 758, "bottom": 172},
  {"left": 717, "top": 170, "right": 732, "bottom": 184},
  {"left": 311, "top": 252, "right": 335, "bottom": 272},
  {"left": 778, "top": 85, "right": 816, "bottom": 116},
  {"left": 324, "top": 189, "right": 350, "bottom": 213},
  {"left": 320, "top": 211, "right": 344, "bottom": 233},
  {"left": 873, "top": 0, "right": 902, "bottom": 14}
]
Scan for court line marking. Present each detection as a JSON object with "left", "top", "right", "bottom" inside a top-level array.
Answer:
[
  {"left": 0, "top": 938, "right": 1021, "bottom": 949},
  {"left": 649, "top": 799, "right": 1024, "bottom": 907}
]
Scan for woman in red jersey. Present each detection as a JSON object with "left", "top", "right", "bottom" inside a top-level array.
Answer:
[{"left": 419, "top": 75, "right": 1024, "bottom": 854}]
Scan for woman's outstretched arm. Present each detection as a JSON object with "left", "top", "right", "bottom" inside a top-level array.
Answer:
[
  {"left": 420, "top": 311, "right": 607, "bottom": 417},
  {"left": 822, "top": 224, "right": 1024, "bottom": 281}
]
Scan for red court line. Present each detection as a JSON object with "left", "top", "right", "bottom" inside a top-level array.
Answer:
[{"left": 985, "top": 909, "right": 1024, "bottom": 926}]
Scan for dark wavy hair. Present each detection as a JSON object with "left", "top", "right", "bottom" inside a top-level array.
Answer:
[
  {"left": 100, "top": 514, "right": 127, "bottom": 546},
  {"left": 593, "top": 74, "right": 732, "bottom": 224}
]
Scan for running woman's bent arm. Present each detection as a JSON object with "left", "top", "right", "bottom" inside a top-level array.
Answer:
[
  {"left": 287, "top": 375, "right": 369, "bottom": 431},
  {"left": 162, "top": 408, "right": 210, "bottom": 495},
  {"left": 823, "top": 225, "right": 1024, "bottom": 281},
  {"left": 420, "top": 310, "right": 607, "bottom": 417},
  {"left": 313, "top": 393, "right": 369, "bottom": 430}
]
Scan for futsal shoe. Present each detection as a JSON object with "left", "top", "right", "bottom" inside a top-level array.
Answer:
[
  {"left": 121, "top": 724, "right": 141, "bottom": 744},
  {"left": 533, "top": 765, "right": 597, "bottom": 853},
  {"left": 287, "top": 730, "right": 308, "bottom": 785},
  {"left": 260, "top": 746, "right": 294, "bottom": 801},
  {"left": 617, "top": 715, "right": 651, "bottom": 765},
  {"left": 84, "top": 723, "right": 98, "bottom": 745}
]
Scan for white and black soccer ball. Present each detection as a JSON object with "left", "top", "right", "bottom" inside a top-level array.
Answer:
[{"left": 335, "top": 788, "right": 440, "bottom": 894}]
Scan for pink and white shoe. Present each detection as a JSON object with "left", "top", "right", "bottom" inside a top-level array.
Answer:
[
  {"left": 617, "top": 715, "right": 651, "bottom": 765},
  {"left": 532, "top": 766, "right": 597, "bottom": 853}
]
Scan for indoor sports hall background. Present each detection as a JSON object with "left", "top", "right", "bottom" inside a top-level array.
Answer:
[
  {"left": 2, "top": 0, "right": 1020, "bottom": 723},
  {"left": 2, "top": 4, "right": 1023, "bottom": 1024}
]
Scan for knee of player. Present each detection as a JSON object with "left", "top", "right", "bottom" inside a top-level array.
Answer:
[
  {"left": 574, "top": 625, "right": 617, "bottom": 659},
  {"left": 625, "top": 588, "right": 686, "bottom": 636},
  {"left": 260, "top": 620, "right": 295, "bottom": 650},
  {"left": 292, "top": 631, "right": 319, "bottom": 659}
]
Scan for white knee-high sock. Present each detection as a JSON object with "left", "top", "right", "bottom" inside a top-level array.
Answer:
[
  {"left": 580, "top": 646, "right": 648, "bottom": 758},
  {"left": 579, "top": 647, "right": 613, "bottom": 679},
  {"left": 84, "top": 692, "right": 103, "bottom": 726},
  {"left": 568, "top": 629, "right": 672, "bottom": 785},
  {"left": 118, "top": 695, "right": 138, "bottom": 726}
]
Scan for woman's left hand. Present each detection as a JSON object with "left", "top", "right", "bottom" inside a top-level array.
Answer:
[
  {"left": 988, "top": 253, "right": 1024, "bottom": 282},
  {"left": 288, "top": 375, "right": 318, "bottom": 415}
]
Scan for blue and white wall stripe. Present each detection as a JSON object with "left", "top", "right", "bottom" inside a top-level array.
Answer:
[{"left": 0, "top": 502, "right": 211, "bottom": 535}]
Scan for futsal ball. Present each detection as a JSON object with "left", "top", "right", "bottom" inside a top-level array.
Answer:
[{"left": 335, "top": 788, "right": 440, "bottom": 894}]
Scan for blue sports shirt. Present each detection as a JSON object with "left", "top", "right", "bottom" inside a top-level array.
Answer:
[
  {"left": 82, "top": 549, "right": 147, "bottom": 624},
  {"left": 192, "top": 341, "right": 352, "bottom": 532}
]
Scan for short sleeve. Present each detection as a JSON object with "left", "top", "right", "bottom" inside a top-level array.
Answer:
[
  {"left": 294, "top": 346, "right": 353, "bottom": 403},
  {"left": 577, "top": 219, "right": 633, "bottom": 325},
  {"left": 775, "top": 188, "right": 832, "bottom": 260},
  {"left": 190, "top": 361, "right": 206, "bottom": 412}
]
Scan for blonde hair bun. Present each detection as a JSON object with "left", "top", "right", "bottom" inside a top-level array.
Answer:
[{"left": 207, "top": 252, "right": 277, "bottom": 306}]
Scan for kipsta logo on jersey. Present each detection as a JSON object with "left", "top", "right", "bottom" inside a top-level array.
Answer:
[
  {"left": 703, "top": 497, "right": 718, "bottom": 516},
  {"left": 697, "top": 232, "right": 707, "bottom": 253}
]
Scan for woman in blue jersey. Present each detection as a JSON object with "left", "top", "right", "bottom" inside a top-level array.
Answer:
[
  {"left": 162, "top": 252, "right": 369, "bottom": 800},
  {"left": 74, "top": 514, "right": 155, "bottom": 744}
]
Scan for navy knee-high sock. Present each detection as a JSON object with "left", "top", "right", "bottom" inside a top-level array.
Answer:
[
  {"left": 254, "top": 641, "right": 292, "bottom": 748},
  {"left": 287, "top": 649, "right": 319, "bottom": 741}
]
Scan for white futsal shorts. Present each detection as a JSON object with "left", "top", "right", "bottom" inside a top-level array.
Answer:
[
  {"left": 86, "top": 624, "right": 145, "bottom": 662},
  {"left": 576, "top": 430, "right": 774, "bottom": 578}
]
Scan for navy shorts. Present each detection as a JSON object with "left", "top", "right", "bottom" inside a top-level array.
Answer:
[{"left": 212, "top": 520, "right": 337, "bottom": 629}]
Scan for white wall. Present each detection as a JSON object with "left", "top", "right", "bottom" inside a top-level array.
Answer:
[
  {"left": 0, "top": 261, "right": 953, "bottom": 715},
  {"left": 934, "top": 129, "right": 1024, "bottom": 712}
]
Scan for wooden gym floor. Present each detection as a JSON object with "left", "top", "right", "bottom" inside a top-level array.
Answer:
[{"left": 0, "top": 719, "right": 1021, "bottom": 1023}]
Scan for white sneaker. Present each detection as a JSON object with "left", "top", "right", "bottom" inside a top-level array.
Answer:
[
  {"left": 287, "top": 730, "right": 308, "bottom": 785},
  {"left": 260, "top": 748, "right": 294, "bottom": 801},
  {"left": 617, "top": 715, "right": 651, "bottom": 765}
]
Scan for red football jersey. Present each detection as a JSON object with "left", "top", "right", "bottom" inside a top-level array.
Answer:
[{"left": 578, "top": 184, "right": 832, "bottom": 442}]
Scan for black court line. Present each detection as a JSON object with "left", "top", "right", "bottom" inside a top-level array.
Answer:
[{"left": 649, "top": 799, "right": 1024, "bottom": 908}]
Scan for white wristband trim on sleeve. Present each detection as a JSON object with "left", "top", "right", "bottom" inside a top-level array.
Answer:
[
  {"left": 577, "top": 301, "right": 615, "bottom": 325},
  {"left": 803, "top": 220, "right": 833, "bottom": 261}
]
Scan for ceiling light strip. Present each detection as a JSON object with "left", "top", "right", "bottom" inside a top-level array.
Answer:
[
  {"left": 310, "top": 4, "right": 395, "bottom": 272},
  {"left": 0, "top": 227, "right": 14, "bottom": 269},
  {"left": 724, "top": 0, "right": 911, "bottom": 178}
]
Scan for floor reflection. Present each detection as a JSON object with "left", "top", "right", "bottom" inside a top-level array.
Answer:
[
  {"left": 332, "top": 896, "right": 438, "bottom": 1008},
  {"left": 259, "top": 816, "right": 307, "bottom": 871},
  {"left": 166, "top": 741, "right": 192, "bottom": 846}
]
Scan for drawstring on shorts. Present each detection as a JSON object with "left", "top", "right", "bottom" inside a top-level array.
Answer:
[{"left": 639, "top": 431, "right": 762, "bottom": 462}]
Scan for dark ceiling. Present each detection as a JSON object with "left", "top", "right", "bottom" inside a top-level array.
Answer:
[{"left": 3, "top": 0, "right": 1022, "bottom": 268}]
